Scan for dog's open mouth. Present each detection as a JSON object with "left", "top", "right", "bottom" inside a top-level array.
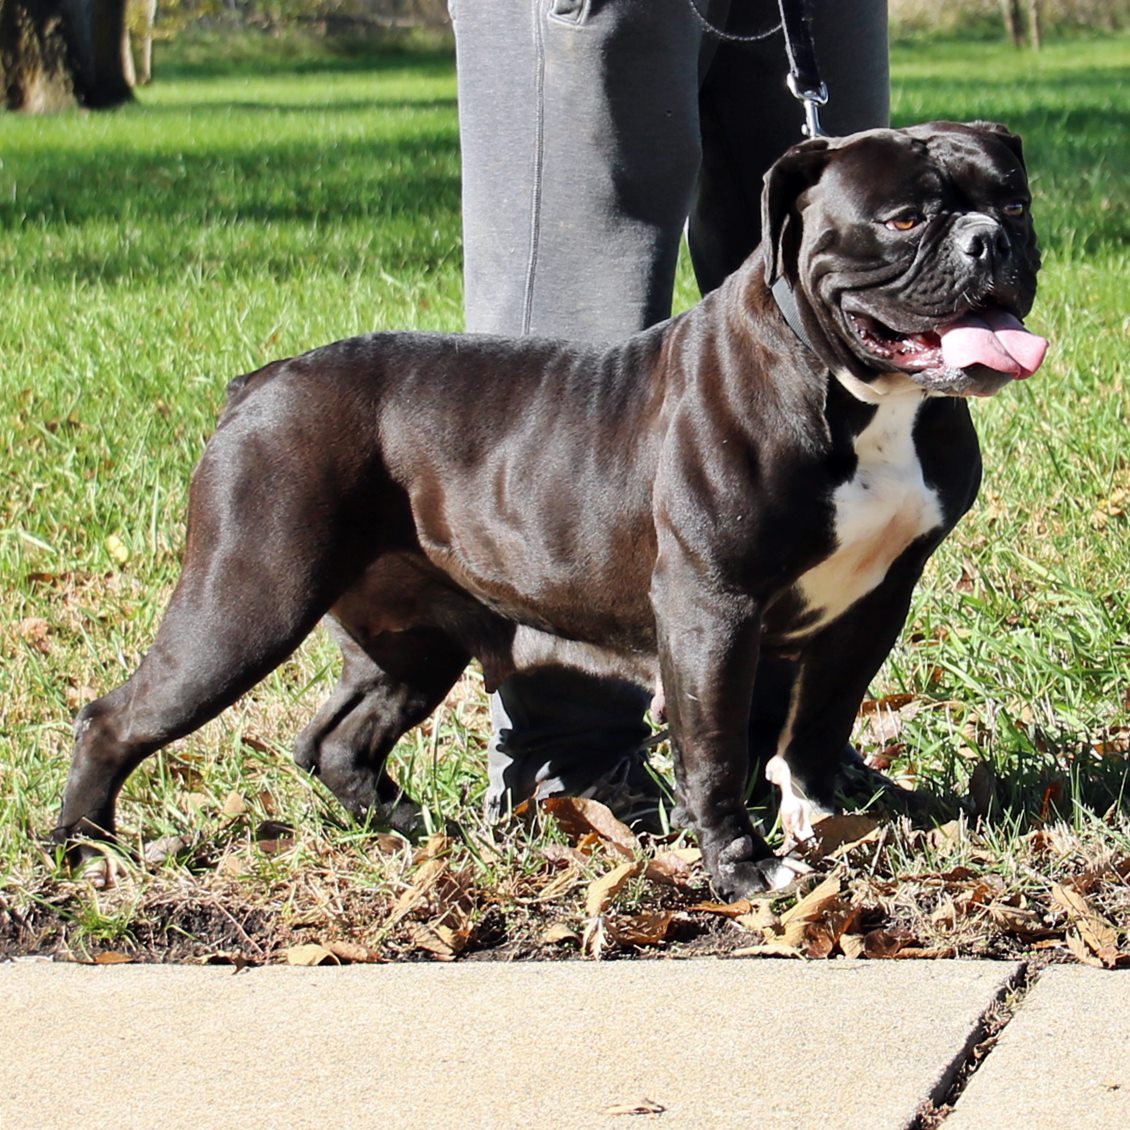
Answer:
[{"left": 848, "top": 305, "right": 1048, "bottom": 380}]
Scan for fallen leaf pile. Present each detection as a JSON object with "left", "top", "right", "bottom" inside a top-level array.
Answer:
[{"left": 7, "top": 795, "right": 1130, "bottom": 968}]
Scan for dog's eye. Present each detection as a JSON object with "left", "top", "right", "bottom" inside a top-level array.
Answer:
[
  {"left": 885, "top": 211, "right": 925, "bottom": 232},
  {"left": 1002, "top": 201, "right": 1027, "bottom": 218}
]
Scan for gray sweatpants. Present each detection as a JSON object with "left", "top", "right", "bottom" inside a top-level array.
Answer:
[{"left": 449, "top": 0, "right": 890, "bottom": 815}]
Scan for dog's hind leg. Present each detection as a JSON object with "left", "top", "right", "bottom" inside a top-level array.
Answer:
[
  {"left": 54, "top": 433, "right": 368, "bottom": 847},
  {"left": 294, "top": 625, "right": 469, "bottom": 836}
]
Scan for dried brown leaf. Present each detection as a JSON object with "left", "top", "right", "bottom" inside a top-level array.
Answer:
[
  {"left": 862, "top": 927, "right": 917, "bottom": 959},
  {"left": 1051, "top": 884, "right": 1118, "bottom": 956},
  {"left": 543, "top": 923, "right": 580, "bottom": 947},
  {"left": 776, "top": 877, "right": 857, "bottom": 958},
  {"left": 931, "top": 897, "right": 958, "bottom": 930},
  {"left": 323, "top": 940, "right": 383, "bottom": 964},
  {"left": 602, "top": 1098, "right": 666, "bottom": 1116},
  {"left": 535, "top": 862, "right": 584, "bottom": 902},
  {"left": 221, "top": 791, "right": 248, "bottom": 818},
  {"left": 689, "top": 898, "right": 754, "bottom": 919},
  {"left": 800, "top": 921, "right": 840, "bottom": 959},
  {"left": 889, "top": 946, "right": 959, "bottom": 960},
  {"left": 821, "top": 904, "right": 865, "bottom": 957},
  {"left": 542, "top": 843, "right": 590, "bottom": 868},
  {"left": 406, "top": 924, "right": 460, "bottom": 960},
  {"left": 645, "top": 847, "right": 701, "bottom": 888},
  {"left": 92, "top": 951, "right": 134, "bottom": 965},
  {"left": 285, "top": 943, "right": 338, "bottom": 966},
  {"left": 1064, "top": 930, "right": 1106, "bottom": 969},
  {"left": 987, "top": 902, "right": 1055, "bottom": 940},
  {"left": 142, "top": 834, "right": 189, "bottom": 865},
  {"left": 856, "top": 694, "right": 923, "bottom": 745},
  {"left": 585, "top": 860, "right": 644, "bottom": 917},
  {"left": 609, "top": 911, "right": 681, "bottom": 948},
  {"left": 779, "top": 875, "right": 843, "bottom": 928},
  {"left": 734, "top": 900, "right": 780, "bottom": 936},
  {"left": 543, "top": 796, "right": 638, "bottom": 859},
  {"left": 372, "top": 832, "right": 411, "bottom": 856},
  {"left": 387, "top": 857, "right": 448, "bottom": 927},
  {"left": 731, "top": 942, "right": 806, "bottom": 959},
  {"left": 928, "top": 819, "right": 966, "bottom": 851},
  {"left": 582, "top": 915, "right": 611, "bottom": 960},
  {"left": 937, "top": 865, "right": 979, "bottom": 884},
  {"left": 413, "top": 832, "right": 453, "bottom": 864},
  {"left": 858, "top": 693, "right": 922, "bottom": 716},
  {"left": 805, "top": 815, "right": 881, "bottom": 858}
]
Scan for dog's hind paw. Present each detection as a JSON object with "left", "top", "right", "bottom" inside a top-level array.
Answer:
[{"left": 765, "top": 755, "right": 834, "bottom": 851}]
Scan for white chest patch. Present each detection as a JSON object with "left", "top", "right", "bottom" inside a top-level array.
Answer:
[{"left": 791, "top": 394, "right": 944, "bottom": 636}]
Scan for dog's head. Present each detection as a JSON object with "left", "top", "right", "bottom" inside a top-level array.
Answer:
[{"left": 762, "top": 121, "right": 1046, "bottom": 398}]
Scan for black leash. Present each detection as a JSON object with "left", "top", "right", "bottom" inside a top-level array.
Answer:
[
  {"left": 775, "top": 0, "right": 829, "bottom": 138},
  {"left": 688, "top": 1, "right": 834, "bottom": 351},
  {"left": 686, "top": 0, "right": 831, "bottom": 139},
  {"left": 771, "top": 0, "right": 830, "bottom": 350}
]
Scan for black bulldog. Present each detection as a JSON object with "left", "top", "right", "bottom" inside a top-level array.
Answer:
[{"left": 57, "top": 121, "right": 1047, "bottom": 898}]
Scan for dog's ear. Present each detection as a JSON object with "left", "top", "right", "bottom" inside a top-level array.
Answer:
[
  {"left": 968, "top": 120, "right": 1026, "bottom": 169},
  {"left": 761, "top": 137, "right": 832, "bottom": 285}
]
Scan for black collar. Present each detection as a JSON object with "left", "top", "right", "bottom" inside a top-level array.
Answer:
[{"left": 770, "top": 275, "right": 819, "bottom": 354}]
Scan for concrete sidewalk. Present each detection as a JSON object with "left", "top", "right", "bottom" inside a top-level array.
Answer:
[{"left": 1, "top": 958, "right": 1126, "bottom": 1129}]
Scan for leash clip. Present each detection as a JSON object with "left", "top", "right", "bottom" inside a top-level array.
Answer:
[
  {"left": 777, "top": 0, "right": 831, "bottom": 139},
  {"left": 785, "top": 72, "right": 829, "bottom": 139}
]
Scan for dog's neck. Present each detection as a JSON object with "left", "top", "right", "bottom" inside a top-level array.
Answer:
[{"left": 770, "top": 274, "right": 926, "bottom": 406}]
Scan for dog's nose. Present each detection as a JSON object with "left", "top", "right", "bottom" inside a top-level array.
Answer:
[{"left": 957, "top": 217, "right": 1010, "bottom": 263}]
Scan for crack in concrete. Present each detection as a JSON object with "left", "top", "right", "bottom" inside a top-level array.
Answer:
[{"left": 909, "top": 961, "right": 1040, "bottom": 1129}]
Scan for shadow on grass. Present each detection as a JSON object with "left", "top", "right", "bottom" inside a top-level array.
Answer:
[
  {"left": 912, "top": 750, "right": 1130, "bottom": 835},
  {"left": 0, "top": 130, "right": 461, "bottom": 284},
  {"left": 984, "top": 754, "right": 1129, "bottom": 824},
  {"left": 150, "top": 43, "right": 456, "bottom": 83},
  {"left": 135, "top": 98, "right": 458, "bottom": 115}
]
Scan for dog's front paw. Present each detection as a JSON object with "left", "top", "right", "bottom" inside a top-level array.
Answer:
[{"left": 702, "top": 831, "right": 804, "bottom": 899}]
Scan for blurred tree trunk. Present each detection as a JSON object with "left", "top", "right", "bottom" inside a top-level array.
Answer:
[
  {"left": 1, "top": 0, "right": 135, "bottom": 112},
  {"left": 1027, "top": 0, "right": 1042, "bottom": 50},
  {"left": 133, "top": 0, "right": 155, "bottom": 85},
  {"left": 1000, "top": 0, "right": 1023, "bottom": 46}
]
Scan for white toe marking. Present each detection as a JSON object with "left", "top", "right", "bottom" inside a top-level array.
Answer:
[{"left": 763, "top": 859, "right": 805, "bottom": 891}]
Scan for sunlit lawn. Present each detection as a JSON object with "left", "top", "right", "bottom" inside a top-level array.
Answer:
[{"left": 1, "top": 31, "right": 1127, "bottom": 961}]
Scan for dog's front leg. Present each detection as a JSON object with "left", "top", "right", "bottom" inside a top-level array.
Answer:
[{"left": 652, "top": 575, "right": 796, "bottom": 898}]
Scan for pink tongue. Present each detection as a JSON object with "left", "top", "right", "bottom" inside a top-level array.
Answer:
[{"left": 939, "top": 308, "right": 1048, "bottom": 378}]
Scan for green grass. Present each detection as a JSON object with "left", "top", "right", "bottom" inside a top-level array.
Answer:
[
  {"left": 1, "top": 31, "right": 1127, "bottom": 962},
  {"left": 881, "top": 37, "right": 1130, "bottom": 821}
]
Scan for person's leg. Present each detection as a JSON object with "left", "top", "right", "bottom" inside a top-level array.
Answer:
[
  {"left": 454, "top": 0, "right": 724, "bottom": 338},
  {"left": 690, "top": 0, "right": 890, "bottom": 292},
  {"left": 452, "top": 0, "right": 724, "bottom": 824}
]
